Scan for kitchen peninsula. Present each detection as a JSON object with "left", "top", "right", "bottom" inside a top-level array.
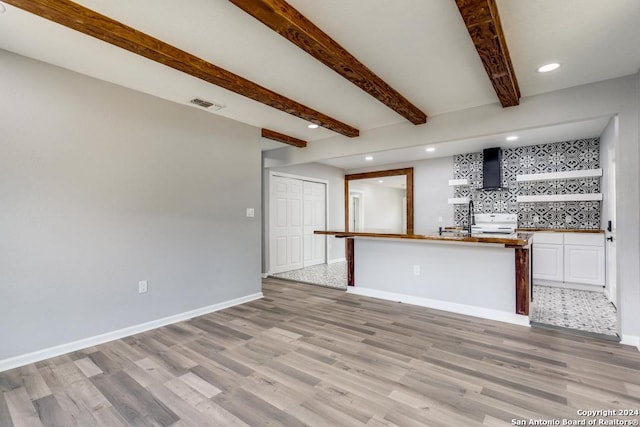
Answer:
[{"left": 316, "top": 230, "right": 533, "bottom": 326}]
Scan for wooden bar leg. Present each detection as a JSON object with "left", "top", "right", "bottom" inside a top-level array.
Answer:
[
  {"left": 346, "top": 238, "right": 354, "bottom": 287},
  {"left": 515, "top": 247, "right": 530, "bottom": 315}
]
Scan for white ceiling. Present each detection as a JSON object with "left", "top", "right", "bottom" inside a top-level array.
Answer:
[
  {"left": 0, "top": 0, "right": 638, "bottom": 156},
  {"left": 319, "top": 116, "right": 613, "bottom": 170}
]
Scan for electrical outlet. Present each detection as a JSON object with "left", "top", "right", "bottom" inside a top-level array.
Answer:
[
  {"left": 438, "top": 216, "right": 443, "bottom": 223},
  {"left": 246, "top": 208, "right": 255, "bottom": 218},
  {"left": 565, "top": 215, "right": 572, "bottom": 223},
  {"left": 413, "top": 265, "right": 420, "bottom": 276},
  {"left": 138, "top": 280, "right": 148, "bottom": 294}
]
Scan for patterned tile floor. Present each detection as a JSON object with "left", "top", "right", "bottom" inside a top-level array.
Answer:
[
  {"left": 271, "top": 261, "right": 348, "bottom": 290},
  {"left": 530, "top": 285, "right": 618, "bottom": 337}
]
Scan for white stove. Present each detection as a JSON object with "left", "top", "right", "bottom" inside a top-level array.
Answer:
[{"left": 471, "top": 213, "right": 517, "bottom": 235}]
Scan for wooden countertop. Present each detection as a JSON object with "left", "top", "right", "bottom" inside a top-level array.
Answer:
[{"left": 315, "top": 230, "right": 532, "bottom": 248}]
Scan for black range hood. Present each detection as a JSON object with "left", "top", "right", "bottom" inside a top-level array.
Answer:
[{"left": 482, "top": 147, "right": 503, "bottom": 190}]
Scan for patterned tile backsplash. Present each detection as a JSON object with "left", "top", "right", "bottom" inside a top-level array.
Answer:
[{"left": 453, "top": 138, "right": 601, "bottom": 229}]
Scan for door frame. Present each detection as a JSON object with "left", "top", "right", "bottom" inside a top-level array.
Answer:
[{"left": 266, "top": 171, "right": 329, "bottom": 276}]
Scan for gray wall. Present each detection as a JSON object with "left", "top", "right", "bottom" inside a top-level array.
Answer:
[{"left": 0, "top": 50, "right": 262, "bottom": 361}]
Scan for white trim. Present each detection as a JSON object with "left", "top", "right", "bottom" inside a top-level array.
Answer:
[
  {"left": 328, "top": 257, "right": 347, "bottom": 264},
  {"left": 261, "top": 273, "right": 269, "bottom": 278},
  {"left": 516, "top": 168, "right": 603, "bottom": 182},
  {"left": 516, "top": 193, "right": 603, "bottom": 203},
  {"left": 0, "top": 292, "right": 263, "bottom": 373},
  {"left": 448, "top": 179, "right": 470, "bottom": 186},
  {"left": 447, "top": 197, "right": 470, "bottom": 204},
  {"left": 620, "top": 335, "right": 640, "bottom": 349},
  {"left": 346, "top": 287, "right": 530, "bottom": 327}
]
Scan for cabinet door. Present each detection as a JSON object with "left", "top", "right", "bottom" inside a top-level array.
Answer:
[
  {"left": 564, "top": 245, "right": 605, "bottom": 286},
  {"left": 532, "top": 243, "right": 564, "bottom": 282}
]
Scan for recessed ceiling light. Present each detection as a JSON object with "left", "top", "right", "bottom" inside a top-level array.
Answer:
[
  {"left": 537, "top": 63, "right": 560, "bottom": 73},
  {"left": 378, "top": 180, "right": 384, "bottom": 184},
  {"left": 506, "top": 135, "right": 519, "bottom": 141},
  {"left": 365, "top": 156, "right": 373, "bottom": 161},
  {"left": 425, "top": 147, "right": 436, "bottom": 152},
  {"left": 307, "top": 124, "right": 319, "bottom": 129}
]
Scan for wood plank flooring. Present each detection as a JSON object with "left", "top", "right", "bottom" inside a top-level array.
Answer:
[{"left": 1, "top": 278, "right": 639, "bottom": 426}]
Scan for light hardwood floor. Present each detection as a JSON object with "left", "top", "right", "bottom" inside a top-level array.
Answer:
[{"left": 1, "top": 278, "right": 639, "bottom": 426}]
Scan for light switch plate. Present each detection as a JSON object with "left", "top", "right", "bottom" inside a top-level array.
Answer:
[{"left": 246, "top": 208, "right": 255, "bottom": 217}]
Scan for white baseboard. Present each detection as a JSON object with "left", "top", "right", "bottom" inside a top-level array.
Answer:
[
  {"left": 620, "top": 334, "right": 640, "bottom": 350},
  {"left": 328, "top": 257, "right": 346, "bottom": 264},
  {"left": 261, "top": 273, "right": 269, "bottom": 278},
  {"left": 534, "top": 280, "right": 604, "bottom": 293},
  {"left": 0, "top": 292, "right": 263, "bottom": 373},
  {"left": 347, "top": 287, "right": 530, "bottom": 327}
]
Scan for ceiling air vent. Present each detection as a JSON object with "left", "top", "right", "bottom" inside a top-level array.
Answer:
[{"left": 189, "top": 98, "right": 225, "bottom": 110}]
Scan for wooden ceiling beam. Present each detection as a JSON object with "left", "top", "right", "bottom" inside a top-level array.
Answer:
[
  {"left": 229, "top": 0, "right": 427, "bottom": 125},
  {"left": 455, "top": 0, "right": 520, "bottom": 107},
  {"left": 261, "top": 129, "right": 307, "bottom": 148},
  {"left": 4, "top": 0, "right": 359, "bottom": 138}
]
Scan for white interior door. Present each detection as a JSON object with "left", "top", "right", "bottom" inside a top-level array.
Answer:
[
  {"left": 303, "top": 181, "right": 326, "bottom": 267},
  {"left": 270, "top": 176, "right": 303, "bottom": 274}
]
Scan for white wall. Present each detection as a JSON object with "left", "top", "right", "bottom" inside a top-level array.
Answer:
[
  {"left": 0, "top": 50, "right": 262, "bottom": 362},
  {"left": 264, "top": 162, "right": 346, "bottom": 269},
  {"left": 616, "top": 73, "right": 640, "bottom": 345}
]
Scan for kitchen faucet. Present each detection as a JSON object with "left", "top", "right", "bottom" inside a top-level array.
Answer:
[{"left": 467, "top": 199, "right": 475, "bottom": 237}]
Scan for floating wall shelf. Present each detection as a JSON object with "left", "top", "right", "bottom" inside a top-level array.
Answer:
[
  {"left": 448, "top": 197, "right": 470, "bottom": 204},
  {"left": 516, "top": 168, "right": 602, "bottom": 182},
  {"left": 448, "top": 179, "right": 470, "bottom": 186},
  {"left": 516, "top": 194, "right": 603, "bottom": 203}
]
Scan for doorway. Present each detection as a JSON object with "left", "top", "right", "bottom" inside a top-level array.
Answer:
[{"left": 349, "top": 191, "right": 364, "bottom": 231}]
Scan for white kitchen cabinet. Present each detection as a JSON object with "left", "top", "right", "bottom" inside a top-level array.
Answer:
[
  {"left": 532, "top": 232, "right": 605, "bottom": 289},
  {"left": 533, "top": 244, "right": 564, "bottom": 282},
  {"left": 532, "top": 233, "right": 564, "bottom": 282},
  {"left": 564, "top": 234, "right": 605, "bottom": 286}
]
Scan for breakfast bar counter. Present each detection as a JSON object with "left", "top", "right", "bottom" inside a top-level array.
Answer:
[{"left": 316, "top": 230, "right": 533, "bottom": 326}]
